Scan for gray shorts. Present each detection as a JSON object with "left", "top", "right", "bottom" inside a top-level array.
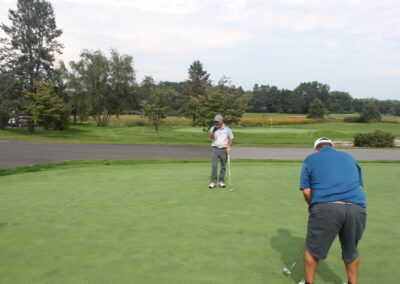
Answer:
[{"left": 305, "top": 202, "right": 367, "bottom": 262}]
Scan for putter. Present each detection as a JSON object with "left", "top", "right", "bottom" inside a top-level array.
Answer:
[
  {"left": 283, "top": 261, "right": 296, "bottom": 275},
  {"left": 283, "top": 247, "right": 304, "bottom": 275},
  {"left": 227, "top": 154, "right": 234, "bottom": 191}
]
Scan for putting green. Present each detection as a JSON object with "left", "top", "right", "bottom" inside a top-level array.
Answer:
[{"left": 0, "top": 160, "right": 399, "bottom": 283}]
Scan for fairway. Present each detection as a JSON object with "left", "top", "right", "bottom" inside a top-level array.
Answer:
[
  {"left": 1, "top": 119, "right": 399, "bottom": 147},
  {"left": 1, "top": 160, "right": 399, "bottom": 283}
]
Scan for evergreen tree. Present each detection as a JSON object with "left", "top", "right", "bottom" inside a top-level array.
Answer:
[
  {"left": 1, "top": 0, "right": 63, "bottom": 132},
  {"left": 181, "top": 60, "right": 211, "bottom": 123}
]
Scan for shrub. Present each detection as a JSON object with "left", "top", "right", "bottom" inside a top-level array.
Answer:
[{"left": 354, "top": 130, "right": 395, "bottom": 147}]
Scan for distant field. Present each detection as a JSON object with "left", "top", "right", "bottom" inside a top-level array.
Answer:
[
  {"left": 0, "top": 115, "right": 399, "bottom": 147},
  {"left": 243, "top": 113, "right": 307, "bottom": 118},
  {"left": 1, "top": 160, "right": 399, "bottom": 283},
  {"left": 0, "top": 122, "right": 399, "bottom": 147}
]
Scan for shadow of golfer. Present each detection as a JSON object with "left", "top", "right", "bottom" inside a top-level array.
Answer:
[{"left": 271, "top": 228, "right": 342, "bottom": 284}]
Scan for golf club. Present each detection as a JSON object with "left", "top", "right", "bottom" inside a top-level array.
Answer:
[
  {"left": 283, "top": 247, "right": 304, "bottom": 275},
  {"left": 227, "top": 154, "right": 234, "bottom": 191},
  {"left": 283, "top": 261, "right": 296, "bottom": 275}
]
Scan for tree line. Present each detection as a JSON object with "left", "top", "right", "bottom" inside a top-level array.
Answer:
[
  {"left": 1, "top": 0, "right": 399, "bottom": 132},
  {"left": 249, "top": 82, "right": 400, "bottom": 116}
]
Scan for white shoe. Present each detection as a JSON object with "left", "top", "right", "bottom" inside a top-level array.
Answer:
[
  {"left": 298, "top": 281, "right": 305, "bottom": 284},
  {"left": 209, "top": 182, "right": 216, "bottom": 189},
  {"left": 218, "top": 182, "right": 225, "bottom": 188}
]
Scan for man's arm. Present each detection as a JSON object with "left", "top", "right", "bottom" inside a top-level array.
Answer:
[
  {"left": 302, "top": 188, "right": 312, "bottom": 205},
  {"left": 227, "top": 138, "right": 234, "bottom": 153},
  {"left": 210, "top": 126, "right": 218, "bottom": 139},
  {"left": 356, "top": 163, "right": 364, "bottom": 188}
]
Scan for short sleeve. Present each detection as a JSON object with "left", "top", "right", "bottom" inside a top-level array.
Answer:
[{"left": 228, "top": 128, "right": 234, "bottom": 139}]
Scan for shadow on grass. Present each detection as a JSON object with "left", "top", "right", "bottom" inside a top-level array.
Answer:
[{"left": 271, "top": 228, "right": 342, "bottom": 284}]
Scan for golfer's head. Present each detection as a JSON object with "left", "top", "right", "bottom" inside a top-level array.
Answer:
[
  {"left": 314, "top": 137, "right": 333, "bottom": 152},
  {"left": 214, "top": 115, "right": 223, "bottom": 125}
]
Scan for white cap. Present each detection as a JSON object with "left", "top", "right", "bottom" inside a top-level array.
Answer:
[
  {"left": 314, "top": 137, "right": 333, "bottom": 149},
  {"left": 214, "top": 115, "right": 223, "bottom": 122}
]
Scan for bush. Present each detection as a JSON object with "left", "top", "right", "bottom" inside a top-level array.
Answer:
[{"left": 354, "top": 130, "right": 395, "bottom": 147}]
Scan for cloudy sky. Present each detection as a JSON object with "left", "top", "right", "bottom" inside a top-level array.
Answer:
[{"left": 1, "top": 0, "right": 399, "bottom": 99}]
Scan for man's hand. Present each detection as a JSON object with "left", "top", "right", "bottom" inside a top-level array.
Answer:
[
  {"left": 302, "top": 188, "right": 312, "bottom": 205},
  {"left": 227, "top": 146, "right": 231, "bottom": 153},
  {"left": 212, "top": 126, "right": 219, "bottom": 132}
]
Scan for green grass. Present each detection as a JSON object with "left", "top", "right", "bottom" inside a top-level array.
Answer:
[
  {"left": 0, "top": 160, "right": 399, "bottom": 283},
  {"left": 0, "top": 120, "right": 399, "bottom": 147}
]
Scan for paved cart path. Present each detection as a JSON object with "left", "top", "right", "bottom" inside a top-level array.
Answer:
[{"left": 0, "top": 140, "right": 399, "bottom": 168}]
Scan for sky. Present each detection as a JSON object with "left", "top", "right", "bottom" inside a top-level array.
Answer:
[{"left": 0, "top": 0, "right": 399, "bottom": 100}]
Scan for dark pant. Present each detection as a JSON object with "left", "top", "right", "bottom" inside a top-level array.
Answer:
[
  {"left": 306, "top": 202, "right": 366, "bottom": 262},
  {"left": 211, "top": 147, "right": 227, "bottom": 183}
]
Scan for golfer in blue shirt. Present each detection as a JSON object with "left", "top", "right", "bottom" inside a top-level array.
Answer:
[{"left": 298, "top": 138, "right": 366, "bottom": 284}]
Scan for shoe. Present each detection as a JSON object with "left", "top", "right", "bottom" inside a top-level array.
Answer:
[
  {"left": 298, "top": 281, "right": 305, "bottom": 284},
  {"left": 218, "top": 182, "right": 225, "bottom": 188},
  {"left": 209, "top": 182, "right": 216, "bottom": 189}
]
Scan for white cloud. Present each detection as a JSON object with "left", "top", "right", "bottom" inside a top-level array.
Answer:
[
  {"left": 1, "top": 0, "right": 400, "bottom": 98},
  {"left": 63, "top": 0, "right": 204, "bottom": 15}
]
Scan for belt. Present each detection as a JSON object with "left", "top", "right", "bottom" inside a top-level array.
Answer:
[{"left": 327, "top": 201, "right": 356, "bottom": 205}]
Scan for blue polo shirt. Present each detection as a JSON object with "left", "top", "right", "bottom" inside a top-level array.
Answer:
[{"left": 300, "top": 146, "right": 366, "bottom": 207}]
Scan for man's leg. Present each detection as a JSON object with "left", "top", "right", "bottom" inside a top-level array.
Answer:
[
  {"left": 339, "top": 205, "right": 366, "bottom": 284},
  {"left": 211, "top": 148, "right": 218, "bottom": 183},
  {"left": 218, "top": 148, "right": 227, "bottom": 182},
  {"left": 344, "top": 256, "right": 360, "bottom": 284},
  {"left": 304, "top": 249, "right": 319, "bottom": 284},
  {"left": 304, "top": 203, "right": 343, "bottom": 284}
]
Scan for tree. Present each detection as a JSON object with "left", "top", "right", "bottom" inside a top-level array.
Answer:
[
  {"left": 66, "top": 60, "right": 90, "bottom": 124},
  {"left": 1, "top": 0, "right": 63, "bottom": 133},
  {"left": 157, "top": 81, "right": 184, "bottom": 115},
  {"left": 307, "top": 98, "right": 325, "bottom": 119},
  {"left": 70, "top": 50, "right": 110, "bottom": 126},
  {"left": 327, "top": 91, "right": 353, "bottom": 113},
  {"left": 1, "top": 37, "right": 26, "bottom": 129},
  {"left": 360, "top": 102, "right": 381, "bottom": 122},
  {"left": 68, "top": 49, "right": 136, "bottom": 126},
  {"left": 294, "top": 81, "right": 330, "bottom": 114},
  {"left": 181, "top": 60, "right": 211, "bottom": 123},
  {"left": 24, "top": 82, "right": 69, "bottom": 130},
  {"left": 195, "top": 77, "right": 246, "bottom": 129},
  {"left": 140, "top": 76, "right": 168, "bottom": 138},
  {"left": 108, "top": 49, "right": 136, "bottom": 116}
]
